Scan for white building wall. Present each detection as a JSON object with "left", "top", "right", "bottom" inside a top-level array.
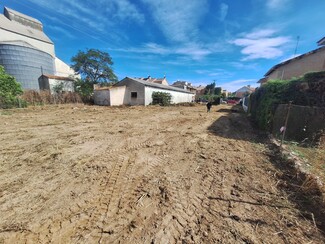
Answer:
[
  {"left": 267, "top": 48, "right": 325, "bottom": 80},
  {"left": 116, "top": 79, "right": 145, "bottom": 105},
  {"left": 110, "top": 86, "right": 126, "bottom": 106},
  {"left": 0, "top": 29, "right": 55, "bottom": 56},
  {"left": 144, "top": 87, "right": 194, "bottom": 106},
  {"left": 49, "top": 78, "right": 74, "bottom": 93},
  {"left": 55, "top": 57, "right": 79, "bottom": 77},
  {"left": 93, "top": 86, "right": 126, "bottom": 106}
]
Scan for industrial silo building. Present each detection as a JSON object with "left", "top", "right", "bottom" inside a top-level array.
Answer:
[{"left": 0, "top": 7, "right": 73, "bottom": 90}]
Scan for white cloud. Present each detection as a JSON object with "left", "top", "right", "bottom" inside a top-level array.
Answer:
[
  {"left": 231, "top": 29, "right": 290, "bottom": 60},
  {"left": 245, "top": 29, "right": 276, "bottom": 39},
  {"left": 219, "top": 3, "right": 229, "bottom": 22},
  {"left": 195, "top": 69, "right": 233, "bottom": 78},
  {"left": 140, "top": 0, "right": 208, "bottom": 43},
  {"left": 27, "top": 0, "right": 144, "bottom": 32},
  {"left": 143, "top": 43, "right": 170, "bottom": 55},
  {"left": 221, "top": 79, "right": 257, "bottom": 92},
  {"left": 112, "top": 42, "right": 215, "bottom": 60},
  {"left": 266, "top": 0, "right": 291, "bottom": 10},
  {"left": 46, "top": 25, "right": 75, "bottom": 39},
  {"left": 104, "top": 0, "right": 145, "bottom": 23}
]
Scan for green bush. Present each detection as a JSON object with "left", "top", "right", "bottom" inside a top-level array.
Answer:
[
  {"left": 250, "top": 71, "right": 325, "bottom": 131},
  {"left": 0, "top": 65, "right": 25, "bottom": 109},
  {"left": 152, "top": 91, "right": 172, "bottom": 106},
  {"left": 251, "top": 79, "right": 291, "bottom": 130},
  {"left": 199, "top": 95, "right": 221, "bottom": 104},
  {"left": 74, "top": 78, "right": 95, "bottom": 104}
]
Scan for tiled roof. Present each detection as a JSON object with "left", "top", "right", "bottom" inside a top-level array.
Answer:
[
  {"left": 117, "top": 77, "right": 194, "bottom": 94},
  {"left": 41, "top": 74, "right": 75, "bottom": 81},
  {"left": 193, "top": 85, "right": 206, "bottom": 91},
  {"left": 317, "top": 36, "right": 325, "bottom": 46},
  {"left": 137, "top": 77, "right": 168, "bottom": 84},
  {"left": 265, "top": 46, "right": 325, "bottom": 76},
  {"left": 235, "top": 86, "right": 255, "bottom": 93}
]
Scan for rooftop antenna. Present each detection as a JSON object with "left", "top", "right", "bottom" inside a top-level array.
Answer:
[{"left": 294, "top": 36, "right": 300, "bottom": 57}]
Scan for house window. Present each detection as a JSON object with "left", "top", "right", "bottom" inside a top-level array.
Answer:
[{"left": 131, "top": 92, "right": 137, "bottom": 98}]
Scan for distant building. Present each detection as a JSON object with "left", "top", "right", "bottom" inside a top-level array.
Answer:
[
  {"left": 171, "top": 81, "right": 197, "bottom": 93},
  {"left": 54, "top": 57, "right": 77, "bottom": 78},
  {"left": 94, "top": 77, "right": 194, "bottom": 106},
  {"left": 0, "top": 7, "right": 75, "bottom": 90},
  {"left": 137, "top": 76, "right": 169, "bottom": 85},
  {"left": 259, "top": 37, "right": 325, "bottom": 85},
  {"left": 235, "top": 85, "right": 255, "bottom": 98},
  {"left": 38, "top": 74, "right": 75, "bottom": 94},
  {"left": 222, "top": 89, "right": 229, "bottom": 98},
  {"left": 193, "top": 85, "right": 206, "bottom": 100}
]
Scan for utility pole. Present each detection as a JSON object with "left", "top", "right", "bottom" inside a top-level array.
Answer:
[
  {"left": 281, "top": 101, "right": 292, "bottom": 146},
  {"left": 294, "top": 36, "right": 300, "bottom": 57}
]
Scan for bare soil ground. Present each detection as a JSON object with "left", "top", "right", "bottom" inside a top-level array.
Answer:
[{"left": 0, "top": 104, "right": 324, "bottom": 243}]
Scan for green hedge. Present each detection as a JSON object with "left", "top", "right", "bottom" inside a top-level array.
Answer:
[
  {"left": 152, "top": 91, "right": 172, "bottom": 106},
  {"left": 250, "top": 71, "right": 325, "bottom": 131}
]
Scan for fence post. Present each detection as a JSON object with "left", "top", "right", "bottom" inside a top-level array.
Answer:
[{"left": 281, "top": 101, "right": 292, "bottom": 146}]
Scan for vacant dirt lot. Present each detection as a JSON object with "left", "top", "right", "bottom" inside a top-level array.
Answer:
[{"left": 0, "top": 104, "right": 324, "bottom": 243}]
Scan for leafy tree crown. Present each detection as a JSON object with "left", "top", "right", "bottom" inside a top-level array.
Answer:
[{"left": 71, "top": 49, "right": 118, "bottom": 84}]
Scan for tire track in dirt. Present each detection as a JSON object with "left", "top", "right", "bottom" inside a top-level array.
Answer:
[
  {"left": 18, "top": 139, "right": 157, "bottom": 243},
  {"left": 1, "top": 105, "right": 325, "bottom": 243},
  {"left": 63, "top": 139, "right": 168, "bottom": 243},
  {"left": 100, "top": 154, "right": 171, "bottom": 243}
]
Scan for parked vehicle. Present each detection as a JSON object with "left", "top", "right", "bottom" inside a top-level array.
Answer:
[{"left": 227, "top": 99, "right": 237, "bottom": 105}]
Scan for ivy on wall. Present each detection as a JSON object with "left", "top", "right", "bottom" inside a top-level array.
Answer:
[{"left": 250, "top": 71, "right": 325, "bottom": 131}]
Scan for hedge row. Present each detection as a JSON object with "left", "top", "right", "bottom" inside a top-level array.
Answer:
[{"left": 250, "top": 71, "right": 325, "bottom": 131}]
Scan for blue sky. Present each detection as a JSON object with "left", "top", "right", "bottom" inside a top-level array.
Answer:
[{"left": 1, "top": 0, "right": 324, "bottom": 91}]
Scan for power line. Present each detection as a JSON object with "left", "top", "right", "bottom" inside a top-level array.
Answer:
[
  {"left": 294, "top": 36, "right": 300, "bottom": 57},
  {"left": 9, "top": 0, "right": 120, "bottom": 47}
]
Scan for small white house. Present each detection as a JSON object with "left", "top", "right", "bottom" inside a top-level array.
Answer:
[
  {"left": 38, "top": 74, "right": 75, "bottom": 93},
  {"left": 94, "top": 77, "right": 195, "bottom": 106}
]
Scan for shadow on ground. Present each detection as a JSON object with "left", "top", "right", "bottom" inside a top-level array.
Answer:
[
  {"left": 207, "top": 105, "right": 266, "bottom": 143},
  {"left": 266, "top": 144, "right": 325, "bottom": 233},
  {"left": 208, "top": 104, "right": 325, "bottom": 234}
]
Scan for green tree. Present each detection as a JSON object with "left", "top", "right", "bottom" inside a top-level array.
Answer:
[
  {"left": 74, "top": 78, "right": 94, "bottom": 103},
  {"left": 214, "top": 87, "right": 222, "bottom": 95},
  {"left": 71, "top": 49, "right": 118, "bottom": 84},
  {"left": 204, "top": 82, "right": 216, "bottom": 95},
  {"left": 0, "top": 65, "right": 24, "bottom": 108}
]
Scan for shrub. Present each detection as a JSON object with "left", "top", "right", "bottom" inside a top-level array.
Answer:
[
  {"left": 251, "top": 79, "right": 291, "bottom": 130},
  {"left": 22, "top": 90, "right": 82, "bottom": 105},
  {"left": 250, "top": 71, "right": 325, "bottom": 131},
  {"left": 199, "top": 95, "right": 221, "bottom": 104},
  {"left": 152, "top": 91, "right": 172, "bottom": 106},
  {"left": 0, "top": 65, "right": 24, "bottom": 108},
  {"left": 74, "top": 78, "right": 94, "bottom": 104}
]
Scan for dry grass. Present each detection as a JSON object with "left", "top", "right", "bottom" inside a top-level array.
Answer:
[
  {"left": 287, "top": 143, "right": 325, "bottom": 184},
  {"left": 22, "top": 90, "right": 82, "bottom": 105}
]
